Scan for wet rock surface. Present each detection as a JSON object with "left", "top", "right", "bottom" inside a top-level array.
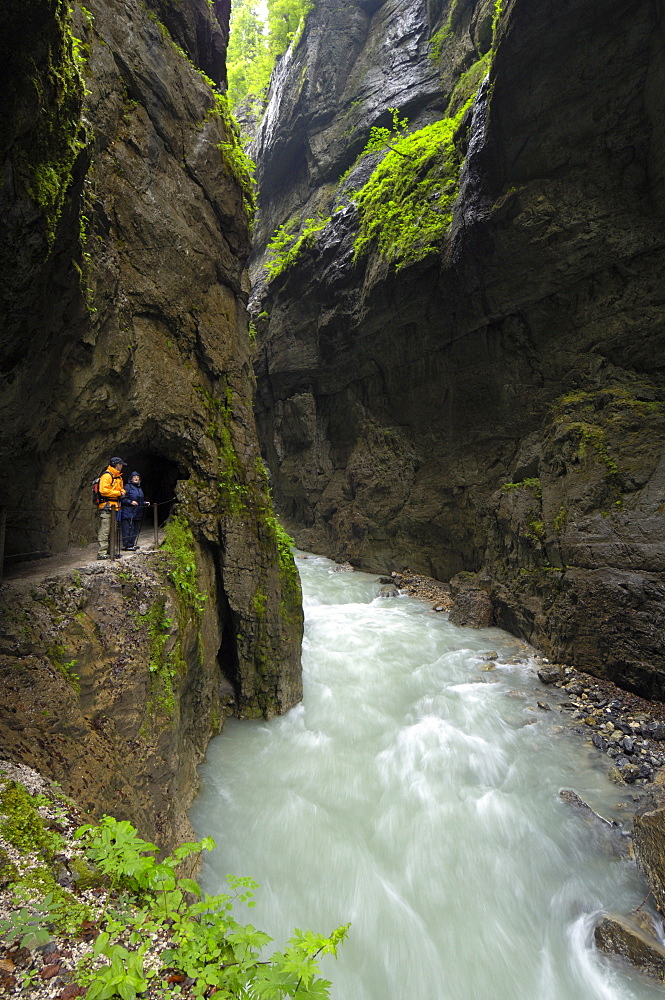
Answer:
[
  {"left": 595, "top": 913, "right": 665, "bottom": 982},
  {"left": 0, "top": 545, "right": 300, "bottom": 852},
  {"left": 1, "top": 0, "right": 303, "bottom": 771},
  {"left": 250, "top": 0, "right": 665, "bottom": 698},
  {"left": 534, "top": 661, "right": 665, "bottom": 787}
]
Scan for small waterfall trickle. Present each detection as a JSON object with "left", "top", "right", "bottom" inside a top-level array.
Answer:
[{"left": 451, "top": 73, "right": 495, "bottom": 241}]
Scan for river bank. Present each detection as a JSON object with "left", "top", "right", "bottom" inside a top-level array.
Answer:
[{"left": 381, "top": 564, "right": 665, "bottom": 787}]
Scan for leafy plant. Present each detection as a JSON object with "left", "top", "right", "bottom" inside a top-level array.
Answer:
[
  {"left": 0, "top": 903, "right": 52, "bottom": 950},
  {"left": 72, "top": 818, "right": 348, "bottom": 1000},
  {"left": 83, "top": 938, "right": 153, "bottom": 1000},
  {"left": 358, "top": 107, "right": 410, "bottom": 158},
  {"left": 264, "top": 215, "right": 330, "bottom": 281},
  {"left": 227, "top": 0, "right": 315, "bottom": 109}
]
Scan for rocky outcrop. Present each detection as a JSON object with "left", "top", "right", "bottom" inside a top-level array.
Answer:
[
  {"left": 250, "top": 0, "right": 665, "bottom": 698},
  {"left": 634, "top": 787, "right": 665, "bottom": 913},
  {"left": 0, "top": 533, "right": 302, "bottom": 851},
  {"left": 595, "top": 913, "right": 665, "bottom": 981},
  {"left": 0, "top": 0, "right": 302, "bottom": 736},
  {"left": 0, "top": 557, "right": 215, "bottom": 851}
]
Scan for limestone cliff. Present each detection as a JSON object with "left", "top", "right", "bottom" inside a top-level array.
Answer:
[
  {"left": 250, "top": 0, "right": 665, "bottom": 698},
  {"left": 0, "top": 0, "right": 303, "bottom": 839}
]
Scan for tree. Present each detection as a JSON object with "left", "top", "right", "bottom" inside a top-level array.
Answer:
[{"left": 226, "top": 0, "right": 314, "bottom": 108}]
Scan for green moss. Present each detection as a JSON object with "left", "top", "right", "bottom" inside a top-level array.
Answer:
[
  {"left": 253, "top": 590, "right": 268, "bottom": 617},
  {"left": 69, "top": 854, "right": 103, "bottom": 891},
  {"left": 446, "top": 52, "right": 490, "bottom": 116},
  {"left": 261, "top": 515, "right": 302, "bottom": 627},
  {"left": 211, "top": 93, "right": 257, "bottom": 219},
  {"left": 525, "top": 519, "right": 545, "bottom": 544},
  {"left": 428, "top": 0, "right": 463, "bottom": 60},
  {"left": 553, "top": 507, "right": 568, "bottom": 533},
  {"left": 491, "top": 0, "right": 505, "bottom": 42},
  {"left": 0, "top": 782, "right": 63, "bottom": 861},
  {"left": 162, "top": 517, "right": 207, "bottom": 621},
  {"left": 136, "top": 600, "right": 176, "bottom": 715},
  {"left": 11, "top": 867, "right": 91, "bottom": 934},
  {"left": 7, "top": 0, "right": 87, "bottom": 247},
  {"left": 47, "top": 645, "right": 81, "bottom": 693},
  {"left": 501, "top": 477, "right": 542, "bottom": 498},
  {"left": 264, "top": 215, "right": 331, "bottom": 282},
  {"left": 352, "top": 100, "right": 473, "bottom": 269}
]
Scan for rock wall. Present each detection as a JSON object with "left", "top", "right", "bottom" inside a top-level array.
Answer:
[
  {"left": 0, "top": 533, "right": 302, "bottom": 854},
  {"left": 250, "top": 0, "right": 665, "bottom": 698},
  {"left": 0, "top": 0, "right": 304, "bottom": 828}
]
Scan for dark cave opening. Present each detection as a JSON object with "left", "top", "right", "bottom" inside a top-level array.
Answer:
[{"left": 115, "top": 450, "right": 187, "bottom": 527}]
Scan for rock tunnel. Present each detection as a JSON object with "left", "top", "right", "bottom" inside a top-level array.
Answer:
[{"left": 2, "top": 448, "right": 188, "bottom": 572}]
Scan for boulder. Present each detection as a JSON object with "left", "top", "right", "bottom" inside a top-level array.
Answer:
[
  {"left": 633, "top": 789, "right": 665, "bottom": 912},
  {"left": 595, "top": 913, "right": 665, "bottom": 981},
  {"left": 538, "top": 665, "right": 564, "bottom": 685},
  {"left": 449, "top": 588, "right": 494, "bottom": 628}
]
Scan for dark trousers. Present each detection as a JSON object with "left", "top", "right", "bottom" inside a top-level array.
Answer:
[{"left": 121, "top": 514, "right": 142, "bottom": 548}]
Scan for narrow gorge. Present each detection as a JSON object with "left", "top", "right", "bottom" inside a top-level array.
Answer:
[
  {"left": 2, "top": 0, "right": 665, "bottom": 994},
  {"left": 250, "top": 0, "right": 665, "bottom": 700}
]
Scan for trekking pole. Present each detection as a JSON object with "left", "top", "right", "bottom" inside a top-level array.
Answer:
[
  {"left": 110, "top": 510, "right": 117, "bottom": 559},
  {"left": 153, "top": 502, "right": 159, "bottom": 548}
]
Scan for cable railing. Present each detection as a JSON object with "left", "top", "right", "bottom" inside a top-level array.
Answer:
[{"left": 0, "top": 498, "right": 177, "bottom": 582}]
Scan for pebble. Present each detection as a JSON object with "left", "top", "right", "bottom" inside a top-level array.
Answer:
[{"left": 534, "top": 661, "right": 665, "bottom": 784}]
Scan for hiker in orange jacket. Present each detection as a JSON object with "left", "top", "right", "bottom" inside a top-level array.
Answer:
[{"left": 97, "top": 457, "right": 127, "bottom": 559}]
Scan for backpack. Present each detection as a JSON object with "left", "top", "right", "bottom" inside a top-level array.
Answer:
[{"left": 92, "top": 469, "right": 121, "bottom": 506}]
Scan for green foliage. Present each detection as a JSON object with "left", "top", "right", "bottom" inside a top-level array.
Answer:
[
  {"left": 0, "top": 903, "right": 52, "bottom": 951},
  {"left": 162, "top": 517, "right": 207, "bottom": 619},
  {"left": 71, "top": 818, "right": 347, "bottom": 1000},
  {"left": 352, "top": 100, "right": 473, "bottom": 268},
  {"left": 207, "top": 92, "right": 258, "bottom": 216},
  {"left": 359, "top": 107, "right": 409, "bottom": 157},
  {"left": 501, "top": 477, "right": 542, "bottom": 498},
  {"left": 227, "top": 0, "right": 314, "bottom": 109},
  {"left": 0, "top": 781, "right": 64, "bottom": 860},
  {"left": 47, "top": 643, "right": 81, "bottom": 692},
  {"left": 227, "top": 0, "right": 273, "bottom": 107},
  {"left": 84, "top": 938, "right": 152, "bottom": 1000},
  {"left": 264, "top": 215, "right": 331, "bottom": 281}
]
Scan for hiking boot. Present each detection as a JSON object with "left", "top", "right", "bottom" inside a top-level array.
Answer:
[{"left": 97, "top": 554, "right": 109, "bottom": 560}]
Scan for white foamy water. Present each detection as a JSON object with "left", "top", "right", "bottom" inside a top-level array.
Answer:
[{"left": 190, "top": 553, "right": 663, "bottom": 1000}]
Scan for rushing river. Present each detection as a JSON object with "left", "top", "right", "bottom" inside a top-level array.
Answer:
[{"left": 191, "top": 553, "right": 663, "bottom": 1000}]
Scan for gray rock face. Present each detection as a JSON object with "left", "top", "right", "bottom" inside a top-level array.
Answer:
[
  {"left": 250, "top": 0, "right": 665, "bottom": 698},
  {"left": 595, "top": 913, "right": 665, "bottom": 982},
  {"left": 634, "top": 788, "right": 665, "bottom": 914},
  {"left": 1, "top": 0, "right": 303, "bottom": 736}
]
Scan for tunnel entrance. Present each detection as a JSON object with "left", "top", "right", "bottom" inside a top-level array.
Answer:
[{"left": 115, "top": 450, "right": 187, "bottom": 527}]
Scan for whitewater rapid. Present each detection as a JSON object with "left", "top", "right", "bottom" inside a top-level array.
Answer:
[{"left": 191, "top": 552, "right": 661, "bottom": 1000}]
